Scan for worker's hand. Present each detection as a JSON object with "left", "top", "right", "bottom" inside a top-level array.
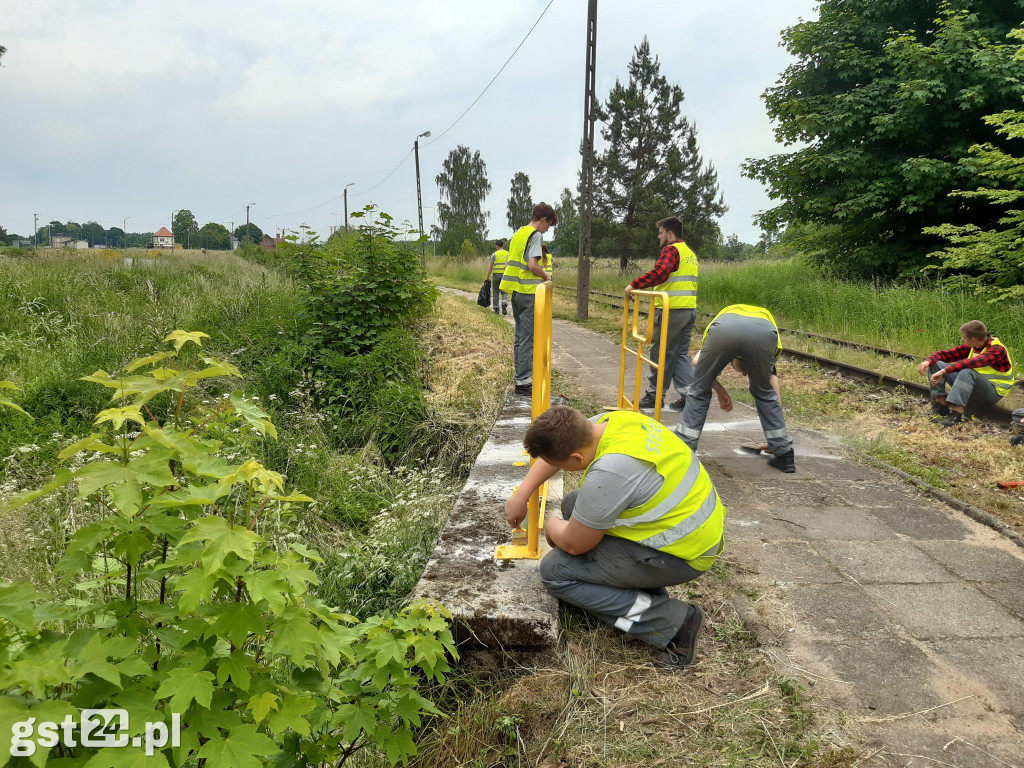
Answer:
[
  {"left": 917, "top": 361, "right": 930, "bottom": 377},
  {"left": 624, "top": 286, "right": 633, "bottom": 300},
  {"left": 504, "top": 492, "right": 528, "bottom": 528},
  {"left": 930, "top": 370, "right": 946, "bottom": 386},
  {"left": 717, "top": 392, "right": 733, "bottom": 412}
]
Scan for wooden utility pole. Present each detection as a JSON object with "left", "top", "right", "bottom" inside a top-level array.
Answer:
[{"left": 576, "top": 0, "right": 598, "bottom": 320}]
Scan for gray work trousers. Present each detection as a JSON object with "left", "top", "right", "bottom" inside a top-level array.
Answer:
[
  {"left": 538, "top": 490, "right": 703, "bottom": 649},
  {"left": 511, "top": 292, "right": 535, "bottom": 387},
  {"left": 928, "top": 361, "right": 1001, "bottom": 411},
  {"left": 675, "top": 313, "right": 792, "bottom": 456},
  {"left": 491, "top": 275, "right": 509, "bottom": 313},
  {"left": 645, "top": 307, "right": 696, "bottom": 401}
]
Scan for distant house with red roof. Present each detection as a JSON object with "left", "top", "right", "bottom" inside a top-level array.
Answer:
[
  {"left": 151, "top": 227, "right": 174, "bottom": 249},
  {"left": 262, "top": 234, "right": 285, "bottom": 249}
]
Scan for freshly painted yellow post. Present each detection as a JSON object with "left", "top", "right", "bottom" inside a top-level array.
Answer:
[
  {"left": 496, "top": 281, "right": 553, "bottom": 560},
  {"left": 617, "top": 290, "right": 670, "bottom": 422}
]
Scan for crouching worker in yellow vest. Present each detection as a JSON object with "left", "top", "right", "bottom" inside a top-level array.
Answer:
[{"left": 505, "top": 406, "right": 726, "bottom": 669}]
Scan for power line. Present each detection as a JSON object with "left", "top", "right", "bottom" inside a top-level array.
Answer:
[
  {"left": 423, "top": 0, "right": 557, "bottom": 149},
  {"left": 262, "top": 196, "right": 341, "bottom": 217},
  {"left": 349, "top": 148, "right": 414, "bottom": 197}
]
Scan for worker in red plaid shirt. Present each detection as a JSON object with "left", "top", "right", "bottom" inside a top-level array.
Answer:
[
  {"left": 918, "top": 320, "right": 1014, "bottom": 427},
  {"left": 626, "top": 216, "right": 698, "bottom": 413}
]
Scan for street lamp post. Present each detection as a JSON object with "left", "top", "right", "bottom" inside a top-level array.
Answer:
[
  {"left": 245, "top": 203, "right": 255, "bottom": 245},
  {"left": 33, "top": 213, "right": 38, "bottom": 248},
  {"left": 171, "top": 209, "right": 180, "bottom": 249},
  {"left": 414, "top": 130, "right": 431, "bottom": 264},
  {"left": 123, "top": 217, "right": 130, "bottom": 250},
  {"left": 344, "top": 182, "right": 355, "bottom": 232}
]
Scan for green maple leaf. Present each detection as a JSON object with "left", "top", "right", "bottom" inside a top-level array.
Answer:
[
  {"left": 94, "top": 405, "right": 147, "bottom": 431},
  {"left": 248, "top": 691, "right": 279, "bottom": 722},
  {"left": 209, "top": 602, "right": 266, "bottom": 648},
  {"left": 243, "top": 570, "right": 289, "bottom": 614},
  {"left": 155, "top": 667, "right": 215, "bottom": 712},
  {"left": 0, "top": 581, "right": 49, "bottom": 631},
  {"left": 270, "top": 609, "right": 321, "bottom": 664},
  {"left": 179, "top": 516, "right": 262, "bottom": 572},
  {"left": 195, "top": 724, "right": 277, "bottom": 768},
  {"left": 163, "top": 330, "right": 209, "bottom": 351},
  {"left": 266, "top": 695, "right": 314, "bottom": 737},
  {"left": 171, "top": 567, "right": 220, "bottom": 613},
  {"left": 215, "top": 651, "right": 253, "bottom": 691}
]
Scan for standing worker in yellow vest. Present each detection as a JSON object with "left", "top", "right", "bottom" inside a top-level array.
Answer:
[
  {"left": 484, "top": 239, "right": 510, "bottom": 315},
  {"left": 500, "top": 202, "right": 557, "bottom": 397},
  {"left": 627, "top": 216, "right": 699, "bottom": 412},
  {"left": 541, "top": 243, "right": 553, "bottom": 279},
  {"left": 673, "top": 304, "right": 795, "bottom": 473},
  {"left": 919, "top": 320, "right": 1014, "bottom": 427},
  {"left": 505, "top": 406, "right": 725, "bottom": 669}
]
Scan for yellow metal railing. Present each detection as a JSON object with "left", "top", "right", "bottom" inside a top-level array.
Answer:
[
  {"left": 496, "top": 281, "right": 553, "bottom": 560},
  {"left": 618, "top": 290, "right": 671, "bottom": 422}
]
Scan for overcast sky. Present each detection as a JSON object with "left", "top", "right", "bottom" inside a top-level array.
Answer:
[{"left": 0, "top": 0, "right": 819, "bottom": 246}]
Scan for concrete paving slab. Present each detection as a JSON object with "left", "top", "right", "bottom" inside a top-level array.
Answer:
[
  {"left": 929, "top": 638, "right": 1024, "bottom": 716},
  {"left": 731, "top": 540, "right": 845, "bottom": 584},
  {"left": 828, "top": 481, "right": 927, "bottom": 509},
  {"left": 766, "top": 505, "right": 894, "bottom": 541},
  {"left": 815, "top": 540, "right": 957, "bottom": 584},
  {"left": 413, "top": 396, "right": 560, "bottom": 649},
  {"left": 975, "top": 581, "right": 1024, "bottom": 620},
  {"left": 915, "top": 540, "right": 1024, "bottom": 585},
  {"left": 803, "top": 638, "right": 945, "bottom": 714},
  {"left": 866, "top": 503, "right": 973, "bottom": 540},
  {"left": 784, "top": 583, "right": 909, "bottom": 640},
  {"left": 878, "top": 583, "right": 1024, "bottom": 640},
  {"left": 854, "top": 718, "right": 1024, "bottom": 768}
]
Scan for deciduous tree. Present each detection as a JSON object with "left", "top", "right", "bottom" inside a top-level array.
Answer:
[
  {"left": 506, "top": 172, "right": 533, "bottom": 231},
  {"left": 172, "top": 209, "right": 200, "bottom": 249},
  {"left": 743, "top": 1, "right": 1024, "bottom": 277},
  {"left": 198, "top": 222, "right": 232, "bottom": 250},
  {"left": 234, "top": 223, "right": 263, "bottom": 245},
  {"left": 593, "top": 38, "right": 726, "bottom": 270},
  {"left": 435, "top": 145, "right": 491, "bottom": 256}
]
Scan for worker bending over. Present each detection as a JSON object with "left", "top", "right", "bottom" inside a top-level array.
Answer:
[
  {"left": 674, "top": 304, "right": 795, "bottom": 473},
  {"left": 505, "top": 406, "right": 725, "bottom": 669}
]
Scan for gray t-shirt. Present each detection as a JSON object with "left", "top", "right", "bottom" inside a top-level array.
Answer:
[
  {"left": 571, "top": 415, "right": 664, "bottom": 529},
  {"left": 525, "top": 232, "right": 543, "bottom": 263}
]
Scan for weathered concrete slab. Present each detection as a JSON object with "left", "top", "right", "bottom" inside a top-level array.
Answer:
[
  {"left": 765, "top": 505, "right": 894, "bottom": 541},
  {"left": 784, "top": 583, "right": 909, "bottom": 639},
  {"left": 915, "top": 540, "right": 1024, "bottom": 585},
  {"left": 879, "top": 583, "right": 1024, "bottom": 640},
  {"left": 929, "top": 639, "right": 1024, "bottom": 715},
  {"left": 730, "top": 540, "right": 845, "bottom": 584},
  {"left": 413, "top": 395, "right": 560, "bottom": 650},
  {"left": 815, "top": 539, "right": 957, "bottom": 584},
  {"left": 866, "top": 503, "right": 973, "bottom": 540}
]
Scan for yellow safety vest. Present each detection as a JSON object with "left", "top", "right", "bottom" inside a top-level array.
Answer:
[
  {"left": 583, "top": 411, "right": 726, "bottom": 570},
  {"left": 704, "top": 304, "right": 782, "bottom": 356},
  {"left": 542, "top": 251, "right": 552, "bottom": 277},
  {"left": 969, "top": 336, "right": 1015, "bottom": 397},
  {"left": 499, "top": 225, "right": 543, "bottom": 295},
  {"left": 653, "top": 242, "right": 698, "bottom": 309},
  {"left": 492, "top": 249, "right": 509, "bottom": 275}
]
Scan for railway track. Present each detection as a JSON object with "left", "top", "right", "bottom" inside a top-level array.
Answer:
[{"left": 557, "top": 285, "right": 1016, "bottom": 424}]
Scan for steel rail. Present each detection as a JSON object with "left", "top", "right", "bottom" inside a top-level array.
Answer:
[{"left": 556, "top": 285, "right": 1016, "bottom": 424}]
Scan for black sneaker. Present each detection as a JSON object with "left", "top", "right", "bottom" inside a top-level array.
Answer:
[
  {"left": 667, "top": 396, "right": 687, "bottom": 412},
  {"left": 502, "top": 305, "right": 508, "bottom": 315},
  {"left": 637, "top": 392, "right": 661, "bottom": 410},
  {"left": 767, "top": 448, "right": 796, "bottom": 473},
  {"left": 655, "top": 604, "right": 704, "bottom": 670},
  {"left": 929, "top": 402, "right": 950, "bottom": 421},
  {"left": 514, "top": 384, "right": 532, "bottom": 397},
  {"left": 1010, "top": 435, "right": 1024, "bottom": 447},
  {"left": 940, "top": 411, "right": 966, "bottom": 428}
]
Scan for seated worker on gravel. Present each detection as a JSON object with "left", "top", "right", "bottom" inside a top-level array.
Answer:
[
  {"left": 673, "top": 304, "right": 795, "bottom": 473},
  {"left": 919, "top": 320, "right": 1014, "bottom": 428},
  {"left": 504, "top": 406, "right": 725, "bottom": 670}
]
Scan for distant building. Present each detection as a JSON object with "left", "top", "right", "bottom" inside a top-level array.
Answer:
[
  {"left": 50, "top": 234, "right": 73, "bottom": 248},
  {"left": 70, "top": 240, "right": 89, "bottom": 249},
  {"left": 151, "top": 227, "right": 175, "bottom": 249},
  {"left": 13, "top": 240, "right": 32, "bottom": 249},
  {"left": 261, "top": 234, "right": 285, "bottom": 249}
]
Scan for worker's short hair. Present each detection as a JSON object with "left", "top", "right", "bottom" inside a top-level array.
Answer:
[
  {"left": 960, "top": 320, "right": 989, "bottom": 340},
  {"left": 523, "top": 406, "right": 593, "bottom": 461},
  {"left": 495, "top": 239, "right": 505, "bottom": 248},
  {"left": 532, "top": 202, "right": 558, "bottom": 226},
  {"left": 657, "top": 216, "right": 683, "bottom": 239}
]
